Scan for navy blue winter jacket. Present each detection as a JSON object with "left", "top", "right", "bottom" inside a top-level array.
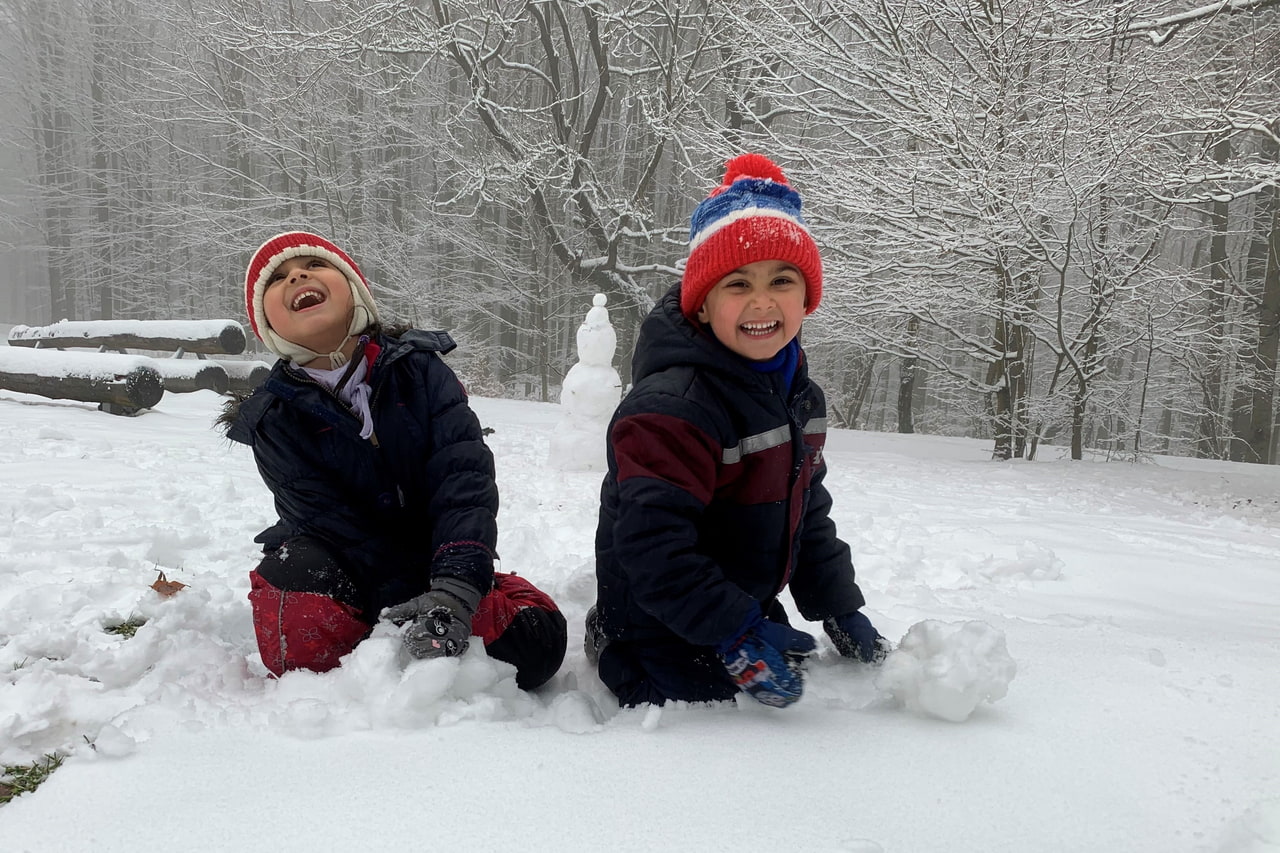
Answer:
[
  {"left": 594, "top": 286, "right": 866, "bottom": 648},
  {"left": 226, "top": 330, "right": 497, "bottom": 613}
]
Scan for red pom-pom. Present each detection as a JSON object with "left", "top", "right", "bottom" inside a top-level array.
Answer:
[{"left": 722, "top": 153, "right": 788, "bottom": 186}]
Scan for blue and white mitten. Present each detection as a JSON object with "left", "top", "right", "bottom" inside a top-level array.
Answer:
[{"left": 717, "top": 611, "right": 817, "bottom": 708}]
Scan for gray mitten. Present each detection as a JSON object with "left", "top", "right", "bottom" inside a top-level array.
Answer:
[{"left": 384, "top": 577, "right": 482, "bottom": 660}]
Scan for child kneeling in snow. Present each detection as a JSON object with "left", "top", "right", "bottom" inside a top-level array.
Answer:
[
  {"left": 588, "top": 155, "right": 887, "bottom": 708},
  {"left": 220, "top": 231, "right": 567, "bottom": 689}
]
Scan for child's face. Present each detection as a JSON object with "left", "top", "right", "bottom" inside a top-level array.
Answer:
[
  {"left": 262, "top": 255, "right": 354, "bottom": 355},
  {"left": 695, "top": 260, "right": 807, "bottom": 361}
]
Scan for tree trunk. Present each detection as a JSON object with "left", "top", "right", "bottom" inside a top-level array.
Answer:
[
  {"left": 0, "top": 364, "right": 163, "bottom": 411},
  {"left": 34, "top": 7, "right": 76, "bottom": 324},
  {"left": 897, "top": 316, "right": 920, "bottom": 433},
  {"left": 987, "top": 312, "right": 1028, "bottom": 460},
  {"left": 7, "top": 321, "right": 246, "bottom": 355},
  {"left": 1133, "top": 316, "right": 1157, "bottom": 457},
  {"left": 218, "top": 361, "right": 272, "bottom": 395},
  {"left": 1196, "top": 137, "right": 1232, "bottom": 458},
  {"left": 843, "top": 353, "right": 878, "bottom": 429},
  {"left": 1245, "top": 191, "right": 1280, "bottom": 463},
  {"left": 149, "top": 361, "right": 229, "bottom": 395},
  {"left": 1158, "top": 407, "right": 1174, "bottom": 453},
  {"left": 90, "top": 2, "right": 114, "bottom": 321}
]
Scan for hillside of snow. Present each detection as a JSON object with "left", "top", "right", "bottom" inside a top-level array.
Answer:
[{"left": 0, "top": 388, "right": 1277, "bottom": 852}]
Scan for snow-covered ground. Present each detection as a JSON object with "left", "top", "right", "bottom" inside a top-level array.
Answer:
[{"left": 0, "top": 387, "right": 1277, "bottom": 852}]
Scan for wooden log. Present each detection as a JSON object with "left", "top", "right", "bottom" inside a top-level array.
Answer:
[
  {"left": 150, "top": 359, "right": 229, "bottom": 395},
  {"left": 218, "top": 360, "right": 272, "bottom": 394},
  {"left": 7, "top": 319, "right": 247, "bottom": 355},
  {"left": 0, "top": 348, "right": 164, "bottom": 413}
]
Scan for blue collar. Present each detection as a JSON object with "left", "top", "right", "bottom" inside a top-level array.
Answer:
[{"left": 744, "top": 339, "right": 800, "bottom": 395}]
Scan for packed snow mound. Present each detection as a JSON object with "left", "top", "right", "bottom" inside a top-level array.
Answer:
[
  {"left": 263, "top": 624, "right": 539, "bottom": 736},
  {"left": 0, "top": 581, "right": 603, "bottom": 764},
  {"left": 1219, "top": 799, "right": 1280, "bottom": 853},
  {"left": 876, "top": 620, "right": 1017, "bottom": 722}
]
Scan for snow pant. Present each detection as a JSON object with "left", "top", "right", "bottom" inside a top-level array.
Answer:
[
  {"left": 596, "top": 637, "right": 739, "bottom": 707},
  {"left": 248, "top": 536, "right": 567, "bottom": 689},
  {"left": 589, "top": 600, "right": 796, "bottom": 707}
]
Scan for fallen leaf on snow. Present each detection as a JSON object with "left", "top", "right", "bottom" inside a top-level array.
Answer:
[{"left": 151, "top": 571, "right": 187, "bottom": 597}]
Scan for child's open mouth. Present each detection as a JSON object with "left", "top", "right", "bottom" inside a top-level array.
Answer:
[
  {"left": 740, "top": 320, "right": 779, "bottom": 338},
  {"left": 291, "top": 289, "right": 327, "bottom": 311}
]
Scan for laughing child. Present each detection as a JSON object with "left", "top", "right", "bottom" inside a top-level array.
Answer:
[
  {"left": 221, "top": 231, "right": 566, "bottom": 689},
  {"left": 588, "top": 155, "right": 886, "bottom": 708}
]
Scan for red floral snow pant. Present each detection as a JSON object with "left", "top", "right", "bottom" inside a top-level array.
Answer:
[{"left": 248, "top": 538, "right": 566, "bottom": 689}]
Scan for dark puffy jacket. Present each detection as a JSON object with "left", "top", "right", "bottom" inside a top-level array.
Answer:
[
  {"left": 594, "top": 286, "right": 866, "bottom": 648},
  {"left": 225, "top": 330, "right": 497, "bottom": 612}
]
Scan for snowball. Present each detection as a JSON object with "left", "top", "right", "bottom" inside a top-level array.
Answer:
[
  {"left": 577, "top": 294, "right": 617, "bottom": 367},
  {"left": 875, "top": 620, "right": 1017, "bottom": 722}
]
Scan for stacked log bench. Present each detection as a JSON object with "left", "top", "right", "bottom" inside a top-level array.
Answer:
[{"left": 1, "top": 319, "right": 271, "bottom": 415}]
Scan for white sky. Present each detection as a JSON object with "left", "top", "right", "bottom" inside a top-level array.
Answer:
[{"left": 0, "top": 385, "right": 1277, "bottom": 852}]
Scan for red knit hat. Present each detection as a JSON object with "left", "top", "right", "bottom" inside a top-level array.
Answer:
[
  {"left": 244, "top": 232, "right": 380, "bottom": 363},
  {"left": 680, "top": 154, "right": 823, "bottom": 319}
]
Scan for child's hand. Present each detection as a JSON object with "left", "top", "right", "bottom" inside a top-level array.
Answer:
[
  {"left": 824, "top": 610, "right": 890, "bottom": 664},
  {"left": 717, "top": 614, "right": 816, "bottom": 708},
  {"left": 384, "top": 578, "right": 481, "bottom": 660}
]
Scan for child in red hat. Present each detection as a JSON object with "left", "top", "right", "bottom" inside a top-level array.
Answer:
[
  {"left": 222, "top": 231, "right": 567, "bottom": 689},
  {"left": 587, "top": 155, "right": 886, "bottom": 708}
]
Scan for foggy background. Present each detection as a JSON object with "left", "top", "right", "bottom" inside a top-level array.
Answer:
[{"left": 1, "top": 0, "right": 1278, "bottom": 462}]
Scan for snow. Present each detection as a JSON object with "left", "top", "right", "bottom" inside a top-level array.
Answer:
[
  {"left": 143, "top": 358, "right": 221, "bottom": 377},
  {"left": 0, "top": 334, "right": 266, "bottom": 395},
  {"left": 7, "top": 318, "right": 242, "bottom": 344},
  {"left": 0, "top": 387, "right": 1278, "bottom": 852},
  {"left": 876, "top": 620, "right": 1016, "bottom": 722},
  {"left": 0, "top": 347, "right": 160, "bottom": 382},
  {"left": 217, "top": 359, "right": 272, "bottom": 381}
]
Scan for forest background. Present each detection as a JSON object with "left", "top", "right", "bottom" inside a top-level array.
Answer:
[{"left": 1, "top": 0, "right": 1278, "bottom": 464}]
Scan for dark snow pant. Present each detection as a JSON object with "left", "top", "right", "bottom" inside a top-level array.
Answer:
[
  {"left": 590, "top": 601, "right": 797, "bottom": 707},
  {"left": 248, "top": 536, "right": 567, "bottom": 689},
  {"left": 597, "top": 637, "right": 739, "bottom": 707}
]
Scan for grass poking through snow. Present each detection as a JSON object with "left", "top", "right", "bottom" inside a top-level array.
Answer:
[
  {"left": 1, "top": 754, "right": 65, "bottom": 805},
  {"left": 104, "top": 615, "right": 147, "bottom": 639}
]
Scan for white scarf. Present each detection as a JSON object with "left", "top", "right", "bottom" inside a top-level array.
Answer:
[{"left": 302, "top": 356, "right": 375, "bottom": 440}]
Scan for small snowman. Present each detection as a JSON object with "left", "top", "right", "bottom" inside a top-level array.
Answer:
[{"left": 549, "top": 294, "right": 622, "bottom": 472}]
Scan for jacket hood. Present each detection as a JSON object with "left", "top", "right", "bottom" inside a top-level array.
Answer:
[{"left": 631, "top": 284, "right": 803, "bottom": 393}]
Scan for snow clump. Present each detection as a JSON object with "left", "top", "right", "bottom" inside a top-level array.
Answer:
[{"left": 876, "top": 620, "right": 1017, "bottom": 722}]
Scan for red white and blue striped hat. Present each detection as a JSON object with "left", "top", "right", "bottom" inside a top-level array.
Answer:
[{"left": 680, "top": 153, "right": 823, "bottom": 319}]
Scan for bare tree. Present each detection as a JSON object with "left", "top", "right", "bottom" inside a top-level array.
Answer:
[{"left": 0, "top": 0, "right": 1276, "bottom": 463}]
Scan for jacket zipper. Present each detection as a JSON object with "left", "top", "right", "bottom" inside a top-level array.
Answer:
[
  {"left": 287, "top": 363, "right": 381, "bottom": 447},
  {"left": 773, "top": 377, "right": 810, "bottom": 597},
  {"left": 283, "top": 352, "right": 401, "bottom": 509}
]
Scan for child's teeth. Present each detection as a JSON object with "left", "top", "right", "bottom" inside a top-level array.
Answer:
[{"left": 292, "top": 291, "right": 323, "bottom": 309}]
